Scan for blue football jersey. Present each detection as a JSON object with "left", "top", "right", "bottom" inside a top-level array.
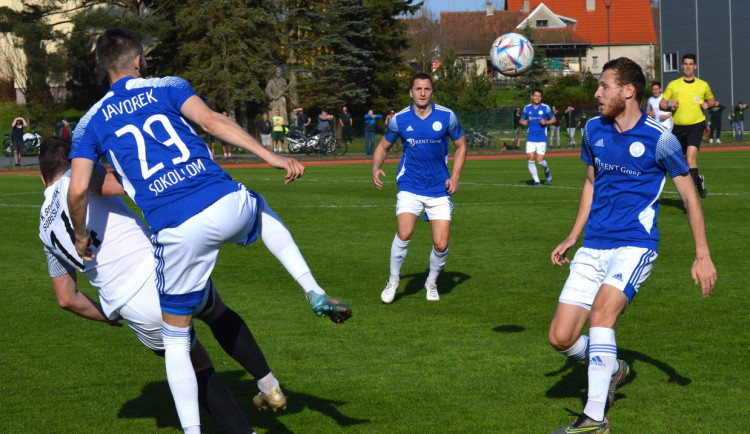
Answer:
[
  {"left": 384, "top": 103, "right": 464, "bottom": 197},
  {"left": 520, "top": 103, "right": 553, "bottom": 142},
  {"left": 581, "top": 110, "right": 689, "bottom": 251},
  {"left": 71, "top": 77, "right": 239, "bottom": 232}
]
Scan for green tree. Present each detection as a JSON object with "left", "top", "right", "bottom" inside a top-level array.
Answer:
[
  {"left": 515, "top": 25, "right": 549, "bottom": 94},
  {"left": 174, "top": 0, "right": 274, "bottom": 114},
  {"left": 366, "top": 0, "right": 421, "bottom": 112}
]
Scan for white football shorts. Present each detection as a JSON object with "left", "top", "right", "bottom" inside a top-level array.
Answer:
[
  {"left": 118, "top": 270, "right": 210, "bottom": 351},
  {"left": 151, "top": 184, "right": 261, "bottom": 316},
  {"left": 396, "top": 190, "right": 453, "bottom": 221},
  {"left": 526, "top": 140, "right": 547, "bottom": 155},
  {"left": 559, "top": 246, "right": 657, "bottom": 309}
]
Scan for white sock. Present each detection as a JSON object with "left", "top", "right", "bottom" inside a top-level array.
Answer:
[
  {"left": 259, "top": 201, "right": 315, "bottom": 291},
  {"left": 584, "top": 327, "right": 617, "bottom": 421},
  {"left": 558, "top": 334, "right": 589, "bottom": 363},
  {"left": 538, "top": 160, "right": 549, "bottom": 170},
  {"left": 390, "top": 234, "right": 410, "bottom": 277},
  {"left": 527, "top": 160, "right": 540, "bottom": 183},
  {"left": 427, "top": 247, "right": 448, "bottom": 282},
  {"left": 257, "top": 372, "right": 281, "bottom": 394},
  {"left": 184, "top": 426, "right": 200, "bottom": 434},
  {"left": 163, "top": 322, "right": 201, "bottom": 431}
]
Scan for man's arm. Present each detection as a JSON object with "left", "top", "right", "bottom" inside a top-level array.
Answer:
[
  {"left": 445, "top": 136, "right": 467, "bottom": 194},
  {"left": 180, "top": 95, "right": 304, "bottom": 184},
  {"left": 50, "top": 270, "right": 121, "bottom": 325},
  {"left": 551, "top": 165, "right": 594, "bottom": 265},
  {"left": 672, "top": 173, "right": 717, "bottom": 296},
  {"left": 372, "top": 136, "right": 394, "bottom": 189},
  {"left": 68, "top": 158, "right": 96, "bottom": 259}
]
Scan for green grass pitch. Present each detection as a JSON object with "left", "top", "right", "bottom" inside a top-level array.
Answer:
[{"left": 0, "top": 150, "right": 748, "bottom": 433}]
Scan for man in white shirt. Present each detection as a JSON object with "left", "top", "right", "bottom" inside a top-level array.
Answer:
[{"left": 646, "top": 81, "right": 673, "bottom": 130}]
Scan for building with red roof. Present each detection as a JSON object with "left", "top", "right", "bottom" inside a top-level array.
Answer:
[{"left": 505, "top": 0, "right": 657, "bottom": 77}]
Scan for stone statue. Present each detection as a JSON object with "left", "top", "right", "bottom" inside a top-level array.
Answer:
[{"left": 265, "top": 66, "right": 289, "bottom": 125}]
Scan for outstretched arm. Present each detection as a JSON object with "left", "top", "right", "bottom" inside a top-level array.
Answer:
[
  {"left": 50, "top": 270, "right": 121, "bottom": 325},
  {"left": 672, "top": 173, "right": 717, "bottom": 296},
  {"left": 551, "top": 165, "right": 594, "bottom": 265},
  {"left": 181, "top": 95, "right": 304, "bottom": 184}
]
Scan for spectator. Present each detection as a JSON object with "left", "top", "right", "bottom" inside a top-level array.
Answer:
[
  {"left": 317, "top": 109, "right": 334, "bottom": 133},
  {"left": 258, "top": 112, "right": 273, "bottom": 152},
  {"left": 272, "top": 109, "right": 285, "bottom": 152},
  {"left": 363, "top": 109, "right": 382, "bottom": 155},
  {"left": 10, "top": 116, "right": 27, "bottom": 167},
  {"left": 339, "top": 106, "right": 353, "bottom": 145},
  {"left": 549, "top": 106, "right": 563, "bottom": 148},
  {"left": 564, "top": 107, "right": 577, "bottom": 148},
  {"left": 57, "top": 118, "right": 73, "bottom": 141},
  {"left": 707, "top": 102, "right": 725, "bottom": 144},
  {"left": 292, "top": 107, "right": 311, "bottom": 135}
]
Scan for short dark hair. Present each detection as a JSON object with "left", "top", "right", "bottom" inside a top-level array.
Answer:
[
  {"left": 682, "top": 53, "right": 697, "bottom": 64},
  {"left": 531, "top": 88, "right": 543, "bottom": 95},
  {"left": 39, "top": 137, "right": 71, "bottom": 185},
  {"left": 96, "top": 28, "right": 144, "bottom": 74},
  {"left": 651, "top": 81, "right": 661, "bottom": 88},
  {"left": 602, "top": 57, "right": 646, "bottom": 102},
  {"left": 410, "top": 72, "right": 433, "bottom": 89}
]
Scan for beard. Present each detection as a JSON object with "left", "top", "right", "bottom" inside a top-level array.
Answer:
[{"left": 601, "top": 96, "right": 626, "bottom": 119}]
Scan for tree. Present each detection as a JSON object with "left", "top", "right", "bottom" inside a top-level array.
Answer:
[
  {"left": 301, "top": 0, "right": 373, "bottom": 110},
  {"left": 174, "top": 0, "right": 274, "bottom": 116},
  {"left": 514, "top": 25, "right": 549, "bottom": 94},
  {"left": 433, "top": 50, "right": 493, "bottom": 112},
  {"left": 402, "top": 6, "right": 442, "bottom": 74},
  {"left": 366, "top": 0, "right": 422, "bottom": 112}
]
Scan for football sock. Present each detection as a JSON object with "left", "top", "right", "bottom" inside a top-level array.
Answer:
[
  {"left": 584, "top": 327, "right": 617, "bottom": 422},
  {"left": 390, "top": 234, "right": 410, "bottom": 277},
  {"left": 208, "top": 308, "right": 271, "bottom": 380},
  {"left": 527, "top": 160, "right": 540, "bottom": 183},
  {"left": 558, "top": 334, "right": 589, "bottom": 363},
  {"left": 538, "top": 160, "right": 549, "bottom": 170},
  {"left": 689, "top": 168, "right": 701, "bottom": 186},
  {"left": 163, "top": 322, "right": 201, "bottom": 432},
  {"left": 259, "top": 202, "right": 322, "bottom": 293},
  {"left": 196, "top": 367, "right": 254, "bottom": 434},
  {"left": 257, "top": 372, "right": 281, "bottom": 395},
  {"left": 427, "top": 247, "right": 448, "bottom": 282}
]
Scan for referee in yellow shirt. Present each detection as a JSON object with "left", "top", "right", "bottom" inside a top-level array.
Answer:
[{"left": 660, "top": 53, "right": 715, "bottom": 198}]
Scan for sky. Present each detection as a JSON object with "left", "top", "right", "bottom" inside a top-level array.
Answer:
[{"left": 422, "top": 0, "right": 505, "bottom": 16}]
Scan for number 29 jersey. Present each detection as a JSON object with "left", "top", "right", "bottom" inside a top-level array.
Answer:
[
  {"left": 70, "top": 76, "right": 239, "bottom": 232},
  {"left": 39, "top": 170, "right": 155, "bottom": 318}
]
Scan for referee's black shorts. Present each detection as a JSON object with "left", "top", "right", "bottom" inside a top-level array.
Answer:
[{"left": 672, "top": 122, "right": 705, "bottom": 154}]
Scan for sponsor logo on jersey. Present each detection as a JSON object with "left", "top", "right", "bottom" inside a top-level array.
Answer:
[
  {"left": 629, "top": 141, "right": 645, "bottom": 158},
  {"left": 594, "top": 157, "right": 643, "bottom": 177}
]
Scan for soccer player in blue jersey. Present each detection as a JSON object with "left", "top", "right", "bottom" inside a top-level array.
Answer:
[
  {"left": 372, "top": 72, "right": 467, "bottom": 303},
  {"left": 67, "top": 28, "right": 351, "bottom": 433},
  {"left": 519, "top": 89, "right": 555, "bottom": 186},
  {"left": 548, "top": 58, "right": 716, "bottom": 434}
]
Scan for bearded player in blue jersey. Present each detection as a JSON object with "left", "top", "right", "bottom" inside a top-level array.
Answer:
[
  {"left": 67, "top": 28, "right": 351, "bottom": 433},
  {"left": 548, "top": 58, "right": 716, "bottom": 434},
  {"left": 372, "top": 72, "right": 467, "bottom": 303}
]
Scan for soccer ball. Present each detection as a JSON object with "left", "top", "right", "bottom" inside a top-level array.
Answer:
[{"left": 490, "top": 32, "right": 534, "bottom": 77}]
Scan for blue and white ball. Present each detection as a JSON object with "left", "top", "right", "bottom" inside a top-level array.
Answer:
[{"left": 490, "top": 32, "right": 534, "bottom": 77}]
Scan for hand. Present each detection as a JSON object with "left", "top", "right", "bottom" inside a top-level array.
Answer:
[
  {"left": 540, "top": 119, "right": 546, "bottom": 126},
  {"left": 691, "top": 256, "right": 717, "bottom": 297},
  {"left": 373, "top": 168, "right": 385, "bottom": 189},
  {"left": 266, "top": 154, "right": 305, "bottom": 184},
  {"left": 670, "top": 99, "right": 679, "bottom": 110},
  {"left": 445, "top": 177, "right": 459, "bottom": 194},
  {"left": 551, "top": 237, "right": 577, "bottom": 266},
  {"left": 74, "top": 234, "right": 95, "bottom": 261},
  {"left": 701, "top": 102, "right": 709, "bottom": 110}
]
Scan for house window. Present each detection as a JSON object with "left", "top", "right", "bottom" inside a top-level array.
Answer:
[
  {"left": 592, "top": 56, "right": 598, "bottom": 68},
  {"left": 536, "top": 20, "right": 548, "bottom": 28},
  {"left": 663, "top": 52, "right": 678, "bottom": 72}
]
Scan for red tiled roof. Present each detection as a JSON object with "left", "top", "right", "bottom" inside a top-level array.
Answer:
[
  {"left": 506, "top": 0, "right": 657, "bottom": 45},
  {"left": 440, "top": 10, "right": 588, "bottom": 55}
]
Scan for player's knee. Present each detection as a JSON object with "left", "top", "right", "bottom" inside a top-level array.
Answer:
[
  {"left": 548, "top": 327, "right": 576, "bottom": 351},
  {"left": 433, "top": 241, "right": 448, "bottom": 253}
]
